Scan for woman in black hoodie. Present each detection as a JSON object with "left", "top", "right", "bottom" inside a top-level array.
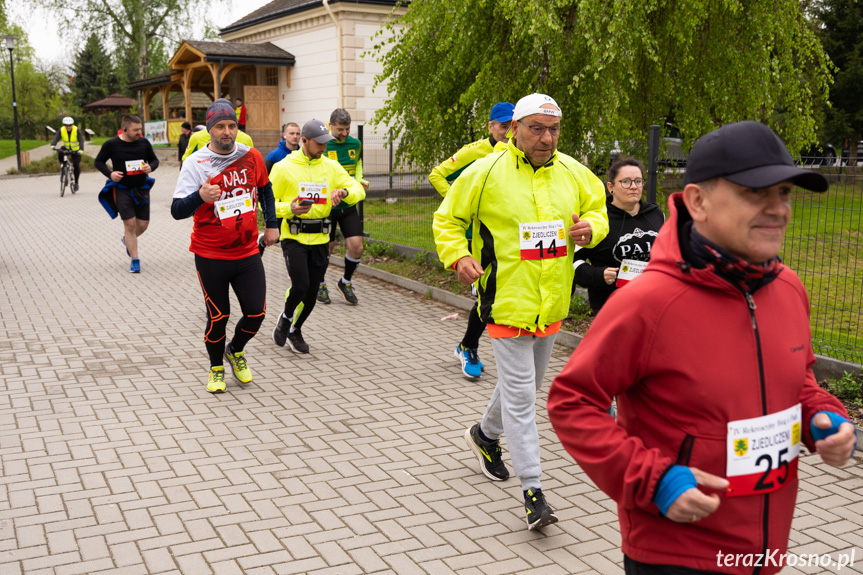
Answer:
[{"left": 573, "top": 158, "right": 666, "bottom": 313}]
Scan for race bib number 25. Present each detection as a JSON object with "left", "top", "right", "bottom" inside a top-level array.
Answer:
[
  {"left": 519, "top": 220, "right": 567, "bottom": 260},
  {"left": 726, "top": 404, "right": 801, "bottom": 497}
]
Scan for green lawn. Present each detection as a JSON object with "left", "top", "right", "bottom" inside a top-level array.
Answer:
[
  {"left": 0, "top": 139, "right": 49, "bottom": 159},
  {"left": 359, "top": 184, "right": 863, "bottom": 364},
  {"left": 782, "top": 183, "right": 863, "bottom": 362},
  {"left": 363, "top": 197, "right": 438, "bottom": 252}
]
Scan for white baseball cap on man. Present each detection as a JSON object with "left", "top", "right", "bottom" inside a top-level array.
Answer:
[{"left": 512, "top": 93, "right": 561, "bottom": 121}]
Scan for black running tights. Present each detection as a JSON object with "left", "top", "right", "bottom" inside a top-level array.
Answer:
[
  {"left": 195, "top": 254, "right": 267, "bottom": 367},
  {"left": 282, "top": 240, "right": 329, "bottom": 330},
  {"left": 460, "top": 302, "right": 487, "bottom": 350}
]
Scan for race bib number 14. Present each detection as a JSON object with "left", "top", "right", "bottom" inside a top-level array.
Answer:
[
  {"left": 519, "top": 220, "right": 567, "bottom": 260},
  {"left": 726, "top": 404, "right": 801, "bottom": 497}
]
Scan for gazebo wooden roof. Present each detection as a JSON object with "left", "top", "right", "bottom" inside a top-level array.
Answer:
[
  {"left": 127, "top": 41, "right": 295, "bottom": 122},
  {"left": 84, "top": 93, "right": 137, "bottom": 110}
]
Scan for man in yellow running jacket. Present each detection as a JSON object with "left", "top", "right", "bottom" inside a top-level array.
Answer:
[
  {"left": 269, "top": 119, "right": 365, "bottom": 355},
  {"left": 429, "top": 102, "right": 513, "bottom": 381},
  {"left": 434, "top": 93, "right": 608, "bottom": 532}
]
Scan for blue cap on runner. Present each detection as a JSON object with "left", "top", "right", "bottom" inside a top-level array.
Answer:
[{"left": 489, "top": 102, "right": 515, "bottom": 123}]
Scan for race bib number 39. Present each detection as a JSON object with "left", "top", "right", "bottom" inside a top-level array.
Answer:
[
  {"left": 299, "top": 182, "right": 328, "bottom": 205},
  {"left": 726, "top": 404, "right": 801, "bottom": 497},
  {"left": 519, "top": 220, "right": 567, "bottom": 260},
  {"left": 214, "top": 195, "right": 255, "bottom": 222}
]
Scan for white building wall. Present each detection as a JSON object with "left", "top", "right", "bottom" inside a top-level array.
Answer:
[
  {"left": 222, "top": 4, "right": 404, "bottom": 144},
  {"left": 271, "top": 26, "right": 340, "bottom": 128}
]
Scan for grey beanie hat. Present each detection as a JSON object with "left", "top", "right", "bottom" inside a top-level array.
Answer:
[{"left": 206, "top": 99, "right": 238, "bottom": 131}]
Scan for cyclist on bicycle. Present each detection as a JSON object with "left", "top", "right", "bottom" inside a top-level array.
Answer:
[{"left": 51, "top": 117, "right": 84, "bottom": 192}]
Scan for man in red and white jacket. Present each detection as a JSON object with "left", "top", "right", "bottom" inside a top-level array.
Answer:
[{"left": 548, "top": 121, "right": 857, "bottom": 575}]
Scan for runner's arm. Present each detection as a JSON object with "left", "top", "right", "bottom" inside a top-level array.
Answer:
[
  {"left": 334, "top": 165, "right": 365, "bottom": 205},
  {"left": 574, "top": 168, "right": 610, "bottom": 248},
  {"left": 93, "top": 144, "right": 113, "bottom": 179},
  {"left": 258, "top": 182, "right": 278, "bottom": 228},
  {"left": 252, "top": 151, "right": 278, "bottom": 228},
  {"left": 171, "top": 163, "right": 206, "bottom": 220},
  {"left": 432, "top": 168, "right": 477, "bottom": 269},
  {"left": 355, "top": 156, "right": 368, "bottom": 186},
  {"left": 269, "top": 162, "right": 295, "bottom": 219},
  {"left": 573, "top": 249, "right": 610, "bottom": 288},
  {"left": 145, "top": 142, "right": 160, "bottom": 172},
  {"left": 428, "top": 158, "right": 454, "bottom": 196}
]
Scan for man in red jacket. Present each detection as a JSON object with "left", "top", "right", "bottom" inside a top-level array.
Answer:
[{"left": 548, "top": 121, "right": 857, "bottom": 575}]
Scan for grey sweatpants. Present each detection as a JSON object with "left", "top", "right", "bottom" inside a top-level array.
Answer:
[{"left": 480, "top": 334, "right": 558, "bottom": 491}]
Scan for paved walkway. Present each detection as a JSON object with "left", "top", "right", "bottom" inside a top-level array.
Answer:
[{"left": 0, "top": 169, "right": 861, "bottom": 575}]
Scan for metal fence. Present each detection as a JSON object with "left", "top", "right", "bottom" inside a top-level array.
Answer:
[{"left": 353, "top": 125, "right": 862, "bottom": 363}]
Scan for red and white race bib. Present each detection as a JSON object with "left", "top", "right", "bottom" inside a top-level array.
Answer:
[
  {"left": 125, "top": 159, "right": 146, "bottom": 175},
  {"left": 519, "top": 220, "right": 567, "bottom": 260},
  {"left": 298, "top": 182, "right": 328, "bottom": 205},
  {"left": 616, "top": 259, "right": 647, "bottom": 287},
  {"left": 214, "top": 195, "right": 255, "bottom": 225},
  {"left": 726, "top": 404, "right": 801, "bottom": 497}
]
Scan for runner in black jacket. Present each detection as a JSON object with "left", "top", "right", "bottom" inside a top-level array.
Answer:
[
  {"left": 94, "top": 114, "right": 160, "bottom": 273},
  {"left": 573, "top": 158, "right": 665, "bottom": 313}
]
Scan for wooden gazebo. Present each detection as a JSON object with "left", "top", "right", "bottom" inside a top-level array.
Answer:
[
  {"left": 128, "top": 40, "right": 295, "bottom": 144},
  {"left": 84, "top": 93, "right": 137, "bottom": 114}
]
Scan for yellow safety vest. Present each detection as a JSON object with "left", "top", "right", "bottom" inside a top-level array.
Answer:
[{"left": 61, "top": 127, "right": 80, "bottom": 152}]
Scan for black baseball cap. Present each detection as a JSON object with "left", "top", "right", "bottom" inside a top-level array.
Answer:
[{"left": 683, "top": 121, "right": 828, "bottom": 192}]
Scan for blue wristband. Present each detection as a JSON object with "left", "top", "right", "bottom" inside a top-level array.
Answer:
[
  {"left": 810, "top": 411, "right": 857, "bottom": 458},
  {"left": 654, "top": 465, "right": 697, "bottom": 516}
]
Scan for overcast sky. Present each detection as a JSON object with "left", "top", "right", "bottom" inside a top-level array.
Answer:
[{"left": 8, "top": 0, "right": 275, "bottom": 68}]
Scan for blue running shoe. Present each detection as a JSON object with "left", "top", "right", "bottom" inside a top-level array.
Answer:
[
  {"left": 454, "top": 344, "right": 482, "bottom": 379},
  {"left": 130, "top": 258, "right": 141, "bottom": 273},
  {"left": 121, "top": 235, "right": 130, "bottom": 257}
]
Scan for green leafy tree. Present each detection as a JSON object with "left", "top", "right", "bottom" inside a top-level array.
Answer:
[
  {"left": 0, "top": 25, "right": 69, "bottom": 137},
  {"left": 371, "top": 0, "right": 832, "bottom": 172},
  {"left": 37, "top": 0, "right": 225, "bottom": 83},
  {"left": 814, "top": 0, "right": 863, "bottom": 159},
  {"left": 72, "top": 33, "right": 120, "bottom": 108}
]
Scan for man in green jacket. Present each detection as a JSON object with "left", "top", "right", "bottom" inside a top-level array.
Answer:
[
  {"left": 317, "top": 108, "right": 370, "bottom": 306},
  {"left": 434, "top": 93, "right": 608, "bottom": 531},
  {"left": 429, "top": 102, "right": 513, "bottom": 380}
]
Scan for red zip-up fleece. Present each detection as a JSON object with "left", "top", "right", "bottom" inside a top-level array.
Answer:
[{"left": 548, "top": 193, "right": 847, "bottom": 575}]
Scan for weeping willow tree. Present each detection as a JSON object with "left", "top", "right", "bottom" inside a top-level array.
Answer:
[{"left": 371, "top": 0, "right": 832, "bottom": 172}]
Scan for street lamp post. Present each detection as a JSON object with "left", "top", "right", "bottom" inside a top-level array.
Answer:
[{"left": 5, "top": 35, "right": 22, "bottom": 172}]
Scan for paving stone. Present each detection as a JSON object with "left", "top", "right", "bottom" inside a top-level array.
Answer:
[{"left": 1, "top": 173, "right": 860, "bottom": 574}]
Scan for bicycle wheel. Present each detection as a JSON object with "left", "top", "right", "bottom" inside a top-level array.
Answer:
[{"left": 60, "top": 163, "right": 67, "bottom": 197}]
